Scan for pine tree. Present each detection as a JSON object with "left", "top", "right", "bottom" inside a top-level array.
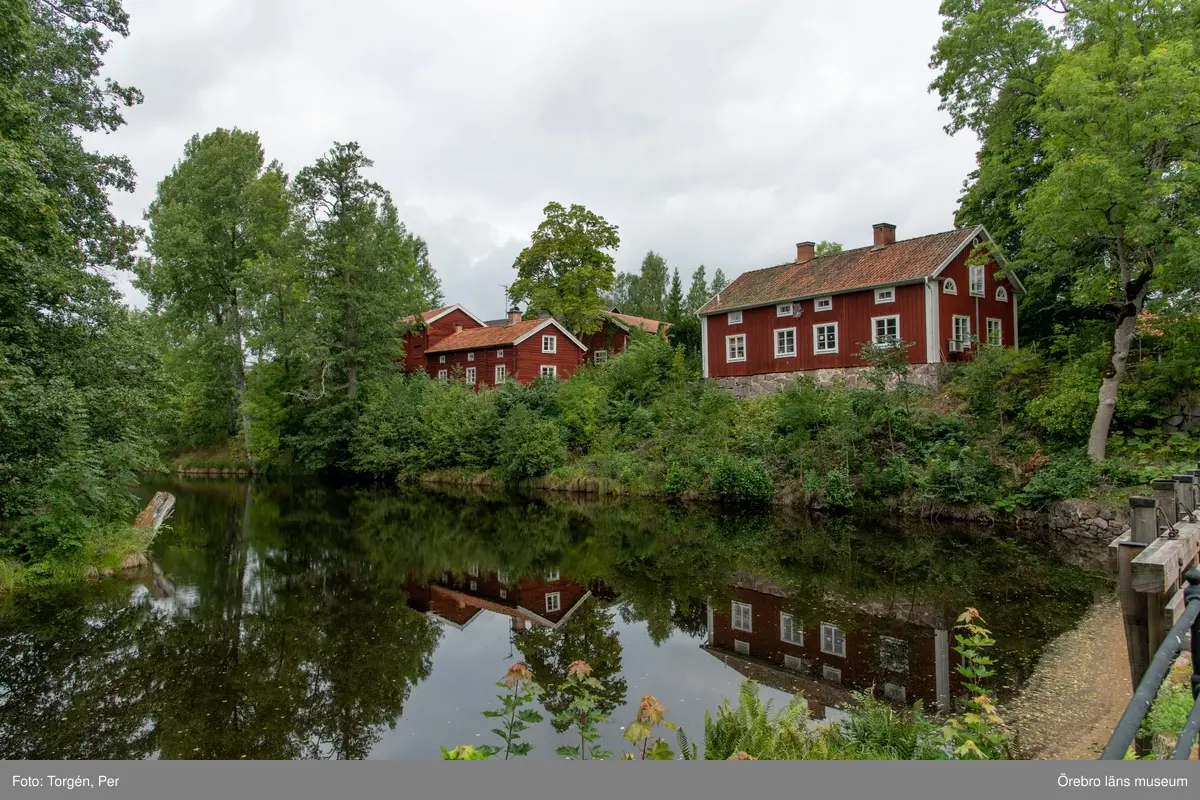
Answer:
[{"left": 666, "top": 268, "right": 683, "bottom": 325}]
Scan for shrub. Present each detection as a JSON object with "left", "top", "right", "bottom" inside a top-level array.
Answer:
[
  {"left": 1020, "top": 452, "right": 1102, "bottom": 504},
  {"left": 709, "top": 456, "right": 774, "bottom": 504},
  {"left": 824, "top": 467, "right": 855, "bottom": 511},
  {"left": 916, "top": 443, "right": 1005, "bottom": 505},
  {"left": 498, "top": 406, "right": 566, "bottom": 480}
]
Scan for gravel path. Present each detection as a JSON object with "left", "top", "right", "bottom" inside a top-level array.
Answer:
[{"left": 1005, "top": 594, "right": 1132, "bottom": 760}]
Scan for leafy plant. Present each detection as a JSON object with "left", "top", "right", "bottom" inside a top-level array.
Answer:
[
  {"left": 941, "top": 608, "right": 1010, "bottom": 760},
  {"left": 622, "top": 694, "right": 681, "bottom": 760},
  {"left": 553, "top": 661, "right": 614, "bottom": 760},
  {"left": 477, "top": 663, "right": 544, "bottom": 759}
]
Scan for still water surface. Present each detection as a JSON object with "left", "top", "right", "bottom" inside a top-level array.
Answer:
[{"left": 0, "top": 480, "right": 1106, "bottom": 759}]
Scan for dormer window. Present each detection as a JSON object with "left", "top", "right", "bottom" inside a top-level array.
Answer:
[
  {"left": 874, "top": 287, "right": 895, "bottom": 304},
  {"left": 943, "top": 279, "right": 957, "bottom": 296},
  {"left": 996, "top": 286, "right": 1009, "bottom": 302}
]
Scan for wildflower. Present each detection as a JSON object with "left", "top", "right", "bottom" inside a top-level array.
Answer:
[
  {"left": 567, "top": 660, "right": 592, "bottom": 678},
  {"left": 503, "top": 663, "right": 532, "bottom": 687},
  {"left": 637, "top": 694, "right": 666, "bottom": 725},
  {"left": 728, "top": 751, "right": 756, "bottom": 760}
]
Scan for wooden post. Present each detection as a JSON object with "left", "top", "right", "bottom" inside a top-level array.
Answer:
[
  {"left": 1173, "top": 474, "right": 1195, "bottom": 522},
  {"left": 1153, "top": 479, "right": 1177, "bottom": 530},
  {"left": 1189, "top": 469, "right": 1200, "bottom": 510},
  {"left": 1123, "top": 496, "right": 1157, "bottom": 756}
]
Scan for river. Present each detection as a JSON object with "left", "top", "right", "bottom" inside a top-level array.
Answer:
[{"left": 0, "top": 478, "right": 1107, "bottom": 759}]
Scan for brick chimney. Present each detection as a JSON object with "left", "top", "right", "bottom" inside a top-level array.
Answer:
[
  {"left": 796, "top": 241, "right": 815, "bottom": 263},
  {"left": 872, "top": 223, "right": 896, "bottom": 249},
  {"left": 454, "top": 323, "right": 463, "bottom": 334},
  {"left": 507, "top": 308, "right": 522, "bottom": 325}
]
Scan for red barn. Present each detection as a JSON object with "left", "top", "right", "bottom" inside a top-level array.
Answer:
[
  {"left": 697, "top": 223, "right": 1023, "bottom": 395},
  {"left": 581, "top": 310, "right": 671, "bottom": 365},
  {"left": 423, "top": 317, "right": 588, "bottom": 388}
]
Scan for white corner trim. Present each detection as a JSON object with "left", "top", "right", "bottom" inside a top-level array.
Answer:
[
  {"left": 511, "top": 318, "right": 588, "bottom": 352},
  {"left": 924, "top": 278, "right": 940, "bottom": 364},
  {"left": 701, "top": 316, "right": 710, "bottom": 378},
  {"left": 602, "top": 313, "right": 631, "bottom": 333}
]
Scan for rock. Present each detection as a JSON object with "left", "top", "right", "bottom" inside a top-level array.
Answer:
[
  {"left": 1099, "top": 509, "right": 1115, "bottom": 521},
  {"left": 1090, "top": 518, "right": 1108, "bottom": 530},
  {"left": 101, "top": 569, "right": 115, "bottom": 578},
  {"left": 121, "top": 553, "right": 147, "bottom": 570}
]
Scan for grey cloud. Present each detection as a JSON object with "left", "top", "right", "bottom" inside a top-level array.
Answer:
[{"left": 93, "top": 0, "right": 978, "bottom": 319}]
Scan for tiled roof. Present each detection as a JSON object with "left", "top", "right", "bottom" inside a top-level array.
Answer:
[
  {"left": 402, "top": 306, "right": 455, "bottom": 325},
  {"left": 698, "top": 227, "right": 981, "bottom": 315},
  {"left": 425, "top": 318, "right": 586, "bottom": 354},
  {"left": 606, "top": 311, "right": 671, "bottom": 333}
]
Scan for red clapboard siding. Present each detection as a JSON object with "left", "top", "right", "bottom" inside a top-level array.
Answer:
[
  {"left": 582, "top": 321, "right": 629, "bottom": 362},
  {"left": 403, "top": 309, "right": 485, "bottom": 372},
  {"left": 706, "top": 283, "right": 928, "bottom": 378},
  {"left": 513, "top": 329, "right": 584, "bottom": 383},
  {"left": 936, "top": 249, "right": 1016, "bottom": 357}
]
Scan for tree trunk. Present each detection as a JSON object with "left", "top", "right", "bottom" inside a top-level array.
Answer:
[
  {"left": 229, "top": 290, "right": 256, "bottom": 471},
  {"left": 1087, "top": 283, "right": 1148, "bottom": 461}
]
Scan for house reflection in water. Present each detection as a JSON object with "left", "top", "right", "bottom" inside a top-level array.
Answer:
[
  {"left": 705, "top": 574, "right": 962, "bottom": 719},
  {"left": 406, "top": 567, "right": 591, "bottom": 632}
]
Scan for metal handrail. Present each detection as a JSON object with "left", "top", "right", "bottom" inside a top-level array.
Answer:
[{"left": 1100, "top": 569, "right": 1200, "bottom": 760}]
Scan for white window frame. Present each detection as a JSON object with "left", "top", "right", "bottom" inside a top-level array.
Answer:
[
  {"left": 969, "top": 265, "right": 985, "bottom": 297},
  {"left": 776, "top": 302, "right": 794, "bottom": 317},
  {"left": 593, "top": 349, "right": 608, "bottom": 365},
  {"left": 943, "top": 278, "right": 957, "bottom": 296},
  {"left": 499, "top": 588, "right": 507, "bottom": 599},
  {"left": 496, "top": 349, "right": 504, "bottom": 358},
  {"left": 874, "top": 286, "right": 896, "bottom": 304},
  {"left": 783, "top": 654, "right": 804, "bottom": 672},
  {"left": 995, "top": 286, "right": 1009, "bottom": 302},
  {"left": 822, "top": 665, "right": 843, "bottom": 683},
  {"left": 465, "top": 366, "right": 476, "bottom": 384},
  {"left": 871, "top": 315, "right": 900, "bottom": 347},
  {"left": 437, "top": 369, "right": 448, "bottom": 382},
  {"left": 731, "top": 601, "right": 753, "bottom": 633},
  {"left": 774, "top": 327, "right": 797, "bottom": 358},
  {"left": 880, "top": 636, "right": 909, "bottom": 673},
  {"left": 545, "top": 592, "right": 561, "bottom": 613},
  {"left": 467, "top": 564, "right": 479, "bottom": 577},
  {"left": 438, "top": 355, "right": 446, "bottom": 364},
  {"left": 814, "top": 322, "right": 838, "bottom": 354},
  {"left": 734, "top": 639, "right": 750, "bottom": 655},
  {"left": 539, "top": 364, "right": 557, "bottom": 379},
  {"left": 547, "top": 569, "right": 560, "bottom": 582},
  {"left": 726, "top": 334, "right": 746, "bottom": 363},
  {"left": 541, "top": 335, "right": 557, "bottom": 354},
  {"left": 469, "top": 580, "right": 477, "bottom": 592},
  {"left": 952, "top": 315, "right": 971, "bottom": 344},
  {"left": 467, "top": 352, "right": 475, "bottom": 362},
  {"left": 494, "top": 364, "right": 506, "bottom": 384},
  {"left": 814, "top": 296, "right": 833, "bottom": 312},
  {"left": 986, "top": 318, "right": 1003, "bottom": 347},
  {"left": 496, "top": 570, "right": 509, "bottom": 585},
  {"left": 820, "top": 623, "right": 846, "bottom": 658},
  {"left": 780, "top": 612, "right": 803, "bottom": 646},
  {"left": 727, "top": 310, "right": 743, "bottom": 325}
]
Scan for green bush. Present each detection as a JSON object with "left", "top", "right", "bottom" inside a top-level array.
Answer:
[
  {"left": 916, "top": 443, "right": 1005, "bottom": 506},
  {"left": 709, "top": 456, "right": 774, "bottom": 505},
  {"left": 1020, "top": 452, "right": 1102, "bottom": 504},
  {"left": 824, "top": 467, "right": 855, "bottom": 511},
  {"left": 498, "top": 406, "right": 566, "bottom": 480}
]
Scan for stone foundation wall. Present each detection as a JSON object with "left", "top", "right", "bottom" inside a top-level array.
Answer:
[
  {"left": 1162, "top": 393, "right": 1200, "bottom": 433},
  {"left": 1045, "top": 499, "right": 1128, "bottom": 541},
  {"left": 713, "top": 364, "right": 943, "bottom": 399}
]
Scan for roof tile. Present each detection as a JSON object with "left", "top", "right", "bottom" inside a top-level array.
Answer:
[{"left": 426, "top": 318, "right": 573, "bottom": 353}]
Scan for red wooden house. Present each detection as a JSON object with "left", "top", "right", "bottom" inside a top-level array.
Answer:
[
  {"left": 423, "top": 316, "right": 588, "bottom": 388},
  {"left": 698, "top": 223, "right": 1023, "bottom": 392},
  {"left": 400, "top": 304, "right": 489, "bottom": 372},
  {"left": 406, "top": 568, "right": 591, "bottom": 632},
  {"left": 580, "top": 310, "right": 671, "bottom": 366}
]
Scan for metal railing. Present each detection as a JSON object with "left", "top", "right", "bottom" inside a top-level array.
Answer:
[{"left": 1100, "top": 568, "right": 1200, "bottom": 759}]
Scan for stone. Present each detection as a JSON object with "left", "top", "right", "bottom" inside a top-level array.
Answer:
[
  {"left": 1099, "top": 509, "right": 1115, "bottom": 521},
  {"left": 1089, "top": 518, "right": 1108, "bottom": 530},
  {"left": 121, "top": 553, "right": 146, "bottom": 570}
]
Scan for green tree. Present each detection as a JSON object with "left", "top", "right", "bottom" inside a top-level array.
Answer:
[
  {"left": 510, "top": 202, "right": 620, "bottom": 335},
  {"left": 665, "top": 267, "right": 684, "bottom": 325},
  {"left": 930, "top": 0, "right": 1200, "bottom": 459},
  {"left": 685, "top": 265, "right": 709, "bottom": 315},
  {"left": 0, "top": 0, "right": 160, "bottom": 567},
  {"left": 815, "top": 241, "right": 843, "bottom": 257},
  {"left": 289, "top": 142, "right": 430, "bottom": 470},
  {"left": 710, "top": 268, "right": 729, "bottom": 295},
  {"left": 628, "top": 250, "right": 668, "bottom": 319},
  {"left": 137, "top": 129, "right": 291, "bottom": 468}
]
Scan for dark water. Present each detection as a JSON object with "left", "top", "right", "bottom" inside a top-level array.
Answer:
[{"left": 0, "top": 480, "right": 1107, "bottom": 760}]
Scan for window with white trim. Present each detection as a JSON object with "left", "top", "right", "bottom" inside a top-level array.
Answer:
[
  {"left": 469, "top": 580, "right": 477, "bottom": 591},
  {"left": 814, "top": 296, "right": 833, "bottom": 312},
  {"left": 499, "top": 588, "right": 507, "bottom": 599},
  {"left": 996, "top": 286, "right": 1009, "bottom": 302},
  {"left": 726, "top": 334, "right": 746, "bottom": 362},
  {"left": 437, "top": 369, "right": 448, "bottom": 382},
  {"left": 814, "top": 323, "right": 838, "bottom": 354},
  {"left": 820, "top": 623, "right": 846, "bottom": 657},
  {"left": 775, "top": 328, "right": 796, "bottom": 358},
  {"left": 547, "top": 569, "right": 559, "bottom": 582},
  {"left": 540, "top": 365, "right": 557, "bottom": 379},
  {"left": 777, "top": 302, "right": 793, "bottom": 317},
  {"left": 874, "top": 287, "right": 895, "bottom": 304},
  {"left": 467, "top": 352, "right": 474, "bottom": 362},
  {"left": 438, "top": 355, "right": 446, "bottom": 364},
  {"left": 496, "top": 349, "right": 504, "bottom": 358},
  {"left": 494, "top": 364, "right": 506, "bottom": 383},
  {"left": 952, "top": 315, "right": 971, "bottom": 344},
  {"left": 496, "top": 570, "right": 509, "bottom": 585},
  {"left": 545, "top": 592, "right": 561, "bottom": 613},
  {"left": 465, "top": 366, "right": 476, "bottom": 384},
  {"left": 943, "top": 278, "right": 957, "bottom": 295},
  {"left": 593, "top": 349, "right": 608, "bottom": 364},
  {"left": 467, "top": 564, "right": 479, "bottom": 577},
  {"left": 986, "top": 318, "right": 1003, "bottom": 347},
  {"left": 969, "top": 265, "right": 985, "bottom": 297},
  {"left": 727, "top": 310, "right": 742, "bottom": 325},
  {"left": 734, "top": 639, "right": 750, "bottom": 655},
  {"left": 872, "top": 315, "right": 900, "bottom": 346},
  {"left": 822, "top": 665, "right": 843, "bottom": 683},
  {"left": 731, "top": 601, "right": 752, "bottom": 632},
  {"left": 783, "top": 654, "right": 805, "bottom": 672},
  {"left": 780, "top": 612, "right": 803, "bottom": 645},
  {"left": 541, "top": 335, "right": 557, "bottom": 354},
  {"left": 880, "top": 636, "right": 909, "bottom": 673}
]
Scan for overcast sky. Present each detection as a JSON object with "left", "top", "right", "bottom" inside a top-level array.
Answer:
[{"left": 93, "top": 0, "right": 979, "bottom": 318}]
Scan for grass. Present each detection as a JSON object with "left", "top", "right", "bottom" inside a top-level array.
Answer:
[{"left": 0, "top": 522, "right": 159, "bottom": 596}]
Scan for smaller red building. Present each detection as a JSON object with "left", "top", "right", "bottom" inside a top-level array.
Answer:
[
  {"left": 423, "top": 317, "right": 588, "bottom": 388},
  {"left": 400, "top": 305, "right": 489, "bottom": 373},
  {"left": 581, "top": 310, "right": 671, "bottom": 366},
  {"left": 406, "top": 568, "right": 591, "bottom": 632}
]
